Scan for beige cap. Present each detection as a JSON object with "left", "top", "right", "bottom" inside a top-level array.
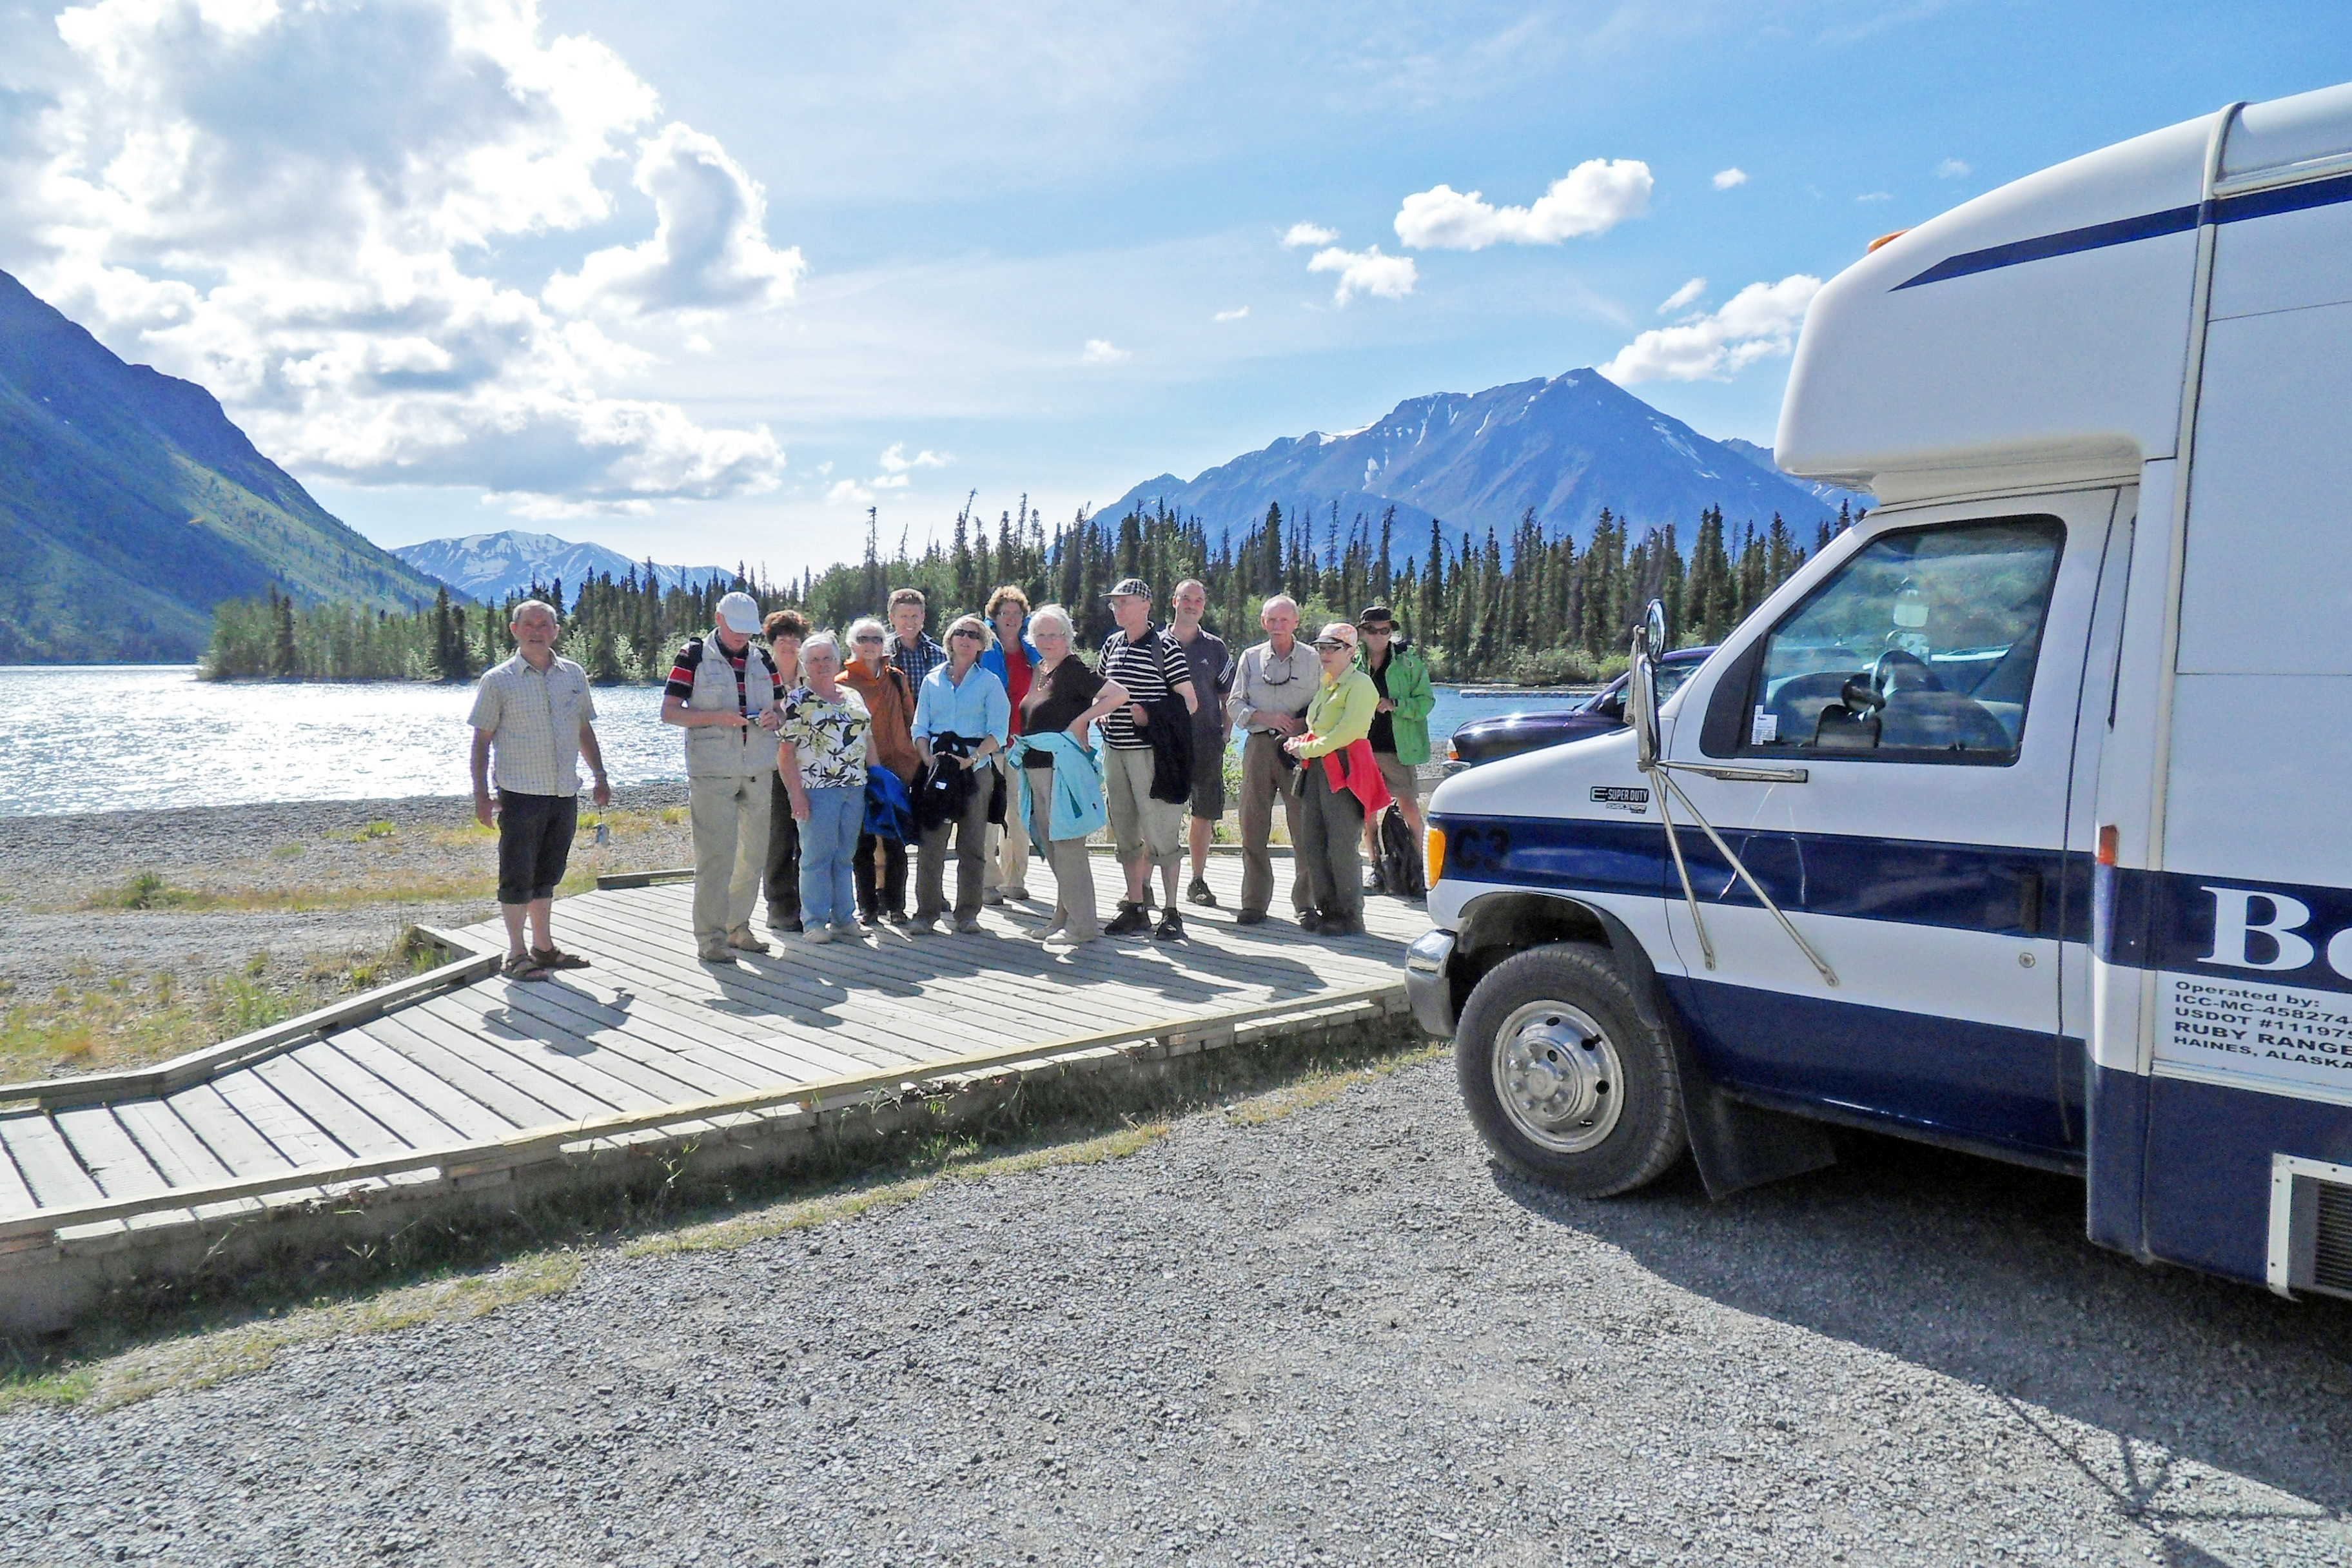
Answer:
[{"left": 1311, "top": 621, "right": 1358, "bottom": 650}]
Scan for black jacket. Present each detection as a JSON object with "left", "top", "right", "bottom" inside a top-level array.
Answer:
[{"left": 1144, "top": 691, "right": 1193, "bottom": 805}]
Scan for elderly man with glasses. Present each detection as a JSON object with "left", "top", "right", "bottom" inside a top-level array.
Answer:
[{"left": 1227, "top": 594, "right": 1322, "bottom": 928}]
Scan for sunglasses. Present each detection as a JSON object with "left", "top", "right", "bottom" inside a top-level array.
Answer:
[
  {"left": 950, "top": 628, "right": 983, "bottom": 641},
  {"left": 853, "top": 634, "right": 884, "bottom": 644}
]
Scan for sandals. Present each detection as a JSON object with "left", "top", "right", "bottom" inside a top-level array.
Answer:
[
  {"left": 502, "top": 950, "right": 551, "bottom": 982},
  {"left": 531, "top": 945, "right": 591, "bottom": 970}
]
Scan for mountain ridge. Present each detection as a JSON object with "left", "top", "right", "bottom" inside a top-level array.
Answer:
[
  {"left": 394, "top": 531, "right": 735, "bottom": 605},
  {"left": 1096, "top": 369, "right": 1871, "bottom": 549},
  {"left": 0, "top": 269, "right": 447, "bottom": 662}
]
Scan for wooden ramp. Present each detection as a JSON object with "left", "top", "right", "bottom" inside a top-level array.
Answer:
[{"left": 0, "top": 854, "right": 1421, "bottom": 1332}]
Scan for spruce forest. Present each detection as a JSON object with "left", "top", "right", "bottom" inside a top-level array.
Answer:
[{"left": 201, "top": 495, "right": 1860, "bottom": 684}]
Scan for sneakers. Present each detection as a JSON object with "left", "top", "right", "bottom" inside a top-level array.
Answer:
[
  {"left": 1321, "top": 914, "right": 1366, "bottom": 937},
  {"left": 1235, "top": 909, "right": 1267, "bottom": 926},
  {"left": 883, "top": 908, "right": 912, "bottom": 927},
  {"left": 1104, "top": 901, "right": 1152, "bottom": 937},
  {"left": 1297, "top": 908, "right": 1326, "bottom": 934},
  {"left": 1154, "top": 908, "right": 1186, "bottom": 942},
  {"left": 956, "top": 916, "right": 983, "bottom": 934},
  {"left": 1366, "top": 867, "right": 1389, "bottom": 896},
  {"left": 696, "top": 939, "right": 734, "bottom": 964},
  {"left": 1186, "top": 877, "right": 1217, "bottom": 908},
  {"left": 831, "top": 920, "right": 863, "bottom": 941},
  {"left": 1005, "top": 887, "right": 1032, "bottom": 901},
  {"left": 908, "top": 916, "right": 942, "bottom": 936},
  {"left": 1027, "top": 921, "right": 1064, "bottom": 941},
  {"left": 726, "top": 927, "right": 771, "bottom": 954},
  {"left": 981, "top": 887, "right": 1005, "bottom": 906},
  {"left": 858, "top": 908, "right": 881, "bottom": 928},
  {"left": 765, "top": 913, "right": 803, "bottom": 934},
  {"left": 802, "top": 925, "right": 834, "bottom": 945}
]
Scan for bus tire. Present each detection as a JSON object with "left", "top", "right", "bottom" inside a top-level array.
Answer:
[{"left": 1454, "top": 943, "right": 1686, "bottom": 1197}]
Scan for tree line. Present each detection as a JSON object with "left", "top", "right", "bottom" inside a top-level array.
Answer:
[{"left": 201, "top": 493, "right": 1859, "bottom": 685}]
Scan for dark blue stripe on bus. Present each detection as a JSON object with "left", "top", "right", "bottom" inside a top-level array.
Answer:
[
  {"left": 1431, "top": 813, "right": 2092, "bottom": 942},
  {"left": 2096, "top": 865, "right": 2352, "bottom": 997},
  {"left": 1891, "top": 170, "right": 2352, "bottom": 291}
]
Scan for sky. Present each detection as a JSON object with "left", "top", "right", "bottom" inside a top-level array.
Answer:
[{"left": 1, "top": 0, "right": 2346, "bottom": 580}]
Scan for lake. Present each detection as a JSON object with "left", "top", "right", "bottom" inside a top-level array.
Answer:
[{"left": 0, "top": 666, "right": 1597, "bottom": 818}]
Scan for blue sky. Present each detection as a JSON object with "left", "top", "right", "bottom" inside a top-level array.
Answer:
[{"left": 1, "top": 1, "right": 2345, "bottom": 578}]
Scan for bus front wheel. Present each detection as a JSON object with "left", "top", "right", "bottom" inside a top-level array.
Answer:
[{"left": 1455, "top": 943, "right": 1687, "bottom": 1197}]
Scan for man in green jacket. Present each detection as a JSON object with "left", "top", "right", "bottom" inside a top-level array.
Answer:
[{"left": 1354, "top": 605, "right": 1434, "bottom": 896}]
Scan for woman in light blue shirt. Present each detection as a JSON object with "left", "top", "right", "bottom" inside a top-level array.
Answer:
[{"left": 909, "top": 615, "right": 1010, "bottom": 933}]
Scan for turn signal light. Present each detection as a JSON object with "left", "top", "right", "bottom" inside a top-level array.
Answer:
[
  {"left": 2097, "top": 823, "right": 2119, "bottom": 866},
  {"left": 1425, "top": 825, "right": 1447, "bottom": 891},
  {"left": 1867, "top": 228, "right": 1908, "bottom": 253}
]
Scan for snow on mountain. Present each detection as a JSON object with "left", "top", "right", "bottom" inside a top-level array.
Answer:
[
  {"left": 1097, "top": 369, "right": 1858, "bottom": 548},
  {"left": 394, "top": 530, "right": 734, "bottom": 604},
  {"left": 1718, "top": 436, "right": 1874, "bottom": 516}
]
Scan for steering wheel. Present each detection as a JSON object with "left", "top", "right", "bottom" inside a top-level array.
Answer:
[{"left": 1869, "top": 647, "right": 1945, "bottom": 699}]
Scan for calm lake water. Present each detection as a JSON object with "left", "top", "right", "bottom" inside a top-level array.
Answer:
[{"left": 0, "top": 666, "right": 1595, "bottom": 818}]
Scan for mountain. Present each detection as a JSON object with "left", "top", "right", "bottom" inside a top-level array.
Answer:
[
  {"left": 1097, "top": 369, "right": 1859, "bottom": 549},
  {"left": 393, "top": 530, "right": 735, "bottom": 604},
  {"left": 1718, "top": 436, "right": 1873, "bottom": 515},
  {"left": 0, "top": 270, "right": 449, "bottom": 662}
]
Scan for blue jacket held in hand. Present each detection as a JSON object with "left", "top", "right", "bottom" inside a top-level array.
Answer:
[{"left": 1010, "top": 729, "right": 1107, "bottom": 843}]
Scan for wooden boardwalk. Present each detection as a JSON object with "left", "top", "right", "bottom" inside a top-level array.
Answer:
[{"left": 0, "top": 854, "right": 1422, "bottom": 1333}]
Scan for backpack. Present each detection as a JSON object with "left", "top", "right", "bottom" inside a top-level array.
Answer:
[{"left": 1378, "top": 805, "right": 1426, "bottom": 899}]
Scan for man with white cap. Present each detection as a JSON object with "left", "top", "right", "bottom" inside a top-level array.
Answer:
[{"left": 662, "top": 590, "right": 783, "bottom": 963}]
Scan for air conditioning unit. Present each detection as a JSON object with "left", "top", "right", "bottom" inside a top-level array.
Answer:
[{"left": 2268, "top": 1154, "right": 2352, "bottom": 1300}]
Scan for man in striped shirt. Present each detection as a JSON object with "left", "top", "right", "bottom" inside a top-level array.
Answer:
[{"left": 1097, "top": 578, "right": 1197, "bottom": 940}]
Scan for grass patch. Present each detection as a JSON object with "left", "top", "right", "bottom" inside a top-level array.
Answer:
[
  {"left": 325, "top": 820, "right": 398, "bottom": 843},
  {"left": 1224, "top": 1042, "right": 1447, "bottom": 1125},
  {"left": 0, "top": 1017, "right": 1431, "bottom": 1411},
  {"left": 0, "top": 930, "right": 440, "bottom": 1081}
]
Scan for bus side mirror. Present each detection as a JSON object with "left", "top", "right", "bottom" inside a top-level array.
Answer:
[{"left": 1628, "top": 598, "right": 1667, "bottom": 771}]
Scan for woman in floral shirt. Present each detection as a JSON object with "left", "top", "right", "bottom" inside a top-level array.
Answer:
[{"left": 776, "top": 632, "right": 876, "bottom": 943}]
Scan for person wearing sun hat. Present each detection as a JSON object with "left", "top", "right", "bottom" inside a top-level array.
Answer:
[
  {"left": 1281, "top": 620, "right": 1390, "bottom": 936},
  {"left": 662, "top": 589, "right": 784, "bottom": 963}
]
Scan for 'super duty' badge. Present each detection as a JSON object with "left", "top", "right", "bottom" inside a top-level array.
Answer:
[{"left": 1589, "top": 785, "right": 1651, "bottom": 808}]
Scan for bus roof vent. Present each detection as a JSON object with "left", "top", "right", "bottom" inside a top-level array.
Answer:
[{"left": 2268, "top": 1154, "right": 2352, "bottom": 1301}]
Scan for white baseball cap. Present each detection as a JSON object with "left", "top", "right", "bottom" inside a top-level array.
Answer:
[{"left": 716, "top": 591, "right": 761, "bottom": 633}]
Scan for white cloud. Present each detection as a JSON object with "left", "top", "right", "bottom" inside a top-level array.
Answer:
[
  {"left": 1856, "top": 191, "right": 1894, "bottom": 203},
  {"left": 1657, "top": 277, "right": 1706, "bottom": 314},
  {"left": 1599, "top": 274, "right": 1822, "bottom": 384},
  {"left": 14, "top": 0, "right": 792, "bottom": 512},
  {"left": 1213, "top": 305, "right": 1250, "bottom": 322},
  {"left": 1082, "top": 338, "right": 1130, "bottom": 362},
  {"left": 878, "top": 442, "right": 948, "bottom": 473},
  {"left": 1937, "top": 158, "right": 1973, "bottom": 179},
  {"left": 545, "top": 121, "right": 805, "bottom": 317},
  {"left": 1280, "top": 222, "right": 1337, "bottom": 249},
  {"left": 826, "top": 478, "right": 876, "bottom": 505},
  {"left": 1712, "top": 167, "right": 1748, "bottom": 190},
  {"left": 1394, "top": 158, "right": 1651, "bottom": 250},
  {"left": 1307, "top": 245, "right": 1416, "bottom": 305}
]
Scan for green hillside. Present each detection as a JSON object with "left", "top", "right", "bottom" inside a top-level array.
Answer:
[{"left": 0, "top": 270, "right": 449, "bottom": 662}]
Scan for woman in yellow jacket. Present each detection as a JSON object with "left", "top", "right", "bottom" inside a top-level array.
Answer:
[{"left": 1282, "top": 622, "right": 1384, "bottom": 936}]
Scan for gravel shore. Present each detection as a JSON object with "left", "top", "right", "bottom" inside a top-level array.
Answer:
[
  {"left": 0, "top": 786, "right": 691, "bottom": 996},
  {"left": 4, "top": 1054, "right": 2345, "bottom": 1567}
]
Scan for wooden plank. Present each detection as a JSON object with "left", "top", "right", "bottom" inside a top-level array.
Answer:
[
  {"left": 50, "top": 1106, "right": 172, "bottom": 1199},
  {"left": 468, "top": 972, "right": 804, "bottom": 1095},
  {"left": 250, "top": 1055, "right": 418, "bottom": 1159},
  {"left": 407, "top": 992, "right": 693, "bottom": 1112},
  {"left": 0, "top": 1115, "right": 104, "bottom": 1208},
  {"left": 0, "top": 982, "right": 1404, "bottom": 1243},
  {"left": 113, "top": 1101, "right": 237, "bottom": 1188},
  {"left": 284, "top": 1044, "right": 475, "bottom": 1152},
  {"left": 210, "top": 1072, "right": 357, "bottom": 1168},
  {"left": 0, "top": 1128, "right": 41, "bottom": 1219},
  {"left": 324, "top": 1032, "right": 521, "bottom": 1139},
  {"left": 165, "top": 1082, "right": 297, "bottom": 1177},
  {"left": 392, "top": 1001, "right": 647, "bottom": 1118},
  {"left": 360, "top": 1013, "right": 580, "bottom": 1129}
]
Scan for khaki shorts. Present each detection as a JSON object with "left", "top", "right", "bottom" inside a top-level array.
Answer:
[
  {"left": 1103, "top": 744, "right": 1184, "bottom": 865},
  {"left": 1374, "top": 751, "right": 1420, "bottom": 803}
]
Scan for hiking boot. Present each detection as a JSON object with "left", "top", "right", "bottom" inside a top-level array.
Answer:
[
  {"left": 1104, "top": 901, "right": 1152, "bottom": 937},
  {"left": 1154, "top": 908, "right": 1186, "bottom": 942},
  {"left": 1186, "top": 877, "right": 1217, "bottom": 907},
  {"left": 1297, "top": 908, "right": 1326, "bottom": 934},
  {"left": 726, "top": 928, "right": 771, "bottom": 954},
  {"left": 696, "top": 939, "right": 735, "bottom": 964}
]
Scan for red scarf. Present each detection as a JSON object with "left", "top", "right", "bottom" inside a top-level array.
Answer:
[{"left": 1318, "top": 738, "right": 1394, "bottom": 818}]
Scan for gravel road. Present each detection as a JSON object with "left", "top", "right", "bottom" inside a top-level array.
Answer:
[{"left": 5, "top": 1054, "right": 2349, "bottom": 1567}]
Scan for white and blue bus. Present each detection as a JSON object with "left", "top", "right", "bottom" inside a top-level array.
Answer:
[{"left": 1409, "top": 81, "right": 2352, "bottom": 1299}]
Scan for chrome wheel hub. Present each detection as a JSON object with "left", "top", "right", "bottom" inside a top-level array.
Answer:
[{"left": 1491, "top": 1000, "right": 1624, "bottom": 1154}]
